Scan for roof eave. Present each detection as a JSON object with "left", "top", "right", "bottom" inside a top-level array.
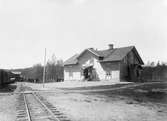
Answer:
[
  {"left": 99, "top": 60, "right": 121, "bottom": 63},
  {"left": 87, "top": 48, "right": 101, "bottom": 57},
  {"left": 64, "top": 63, "right": 78, "bottom": 66},
  {"left": 133, "top": 47, "right": 144, "bottom": 65},
  {"left": 77, "top": 48, "right": 101, "bottom": 59}
]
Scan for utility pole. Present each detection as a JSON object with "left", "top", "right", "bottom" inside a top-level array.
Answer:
[{"left": 43, "top": 48, "right": 46, "bottom": 88}]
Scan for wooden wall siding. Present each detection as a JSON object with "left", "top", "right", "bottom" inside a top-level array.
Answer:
[
  {"left": 120, "top": 49, "right": 141, "bottom": 81},
  {"left": 64, "top": 50, "right": 107, "bottom": 81},
  {"left": 0, "top": 71, "right": 2, "bottom": 84},
  {"left": 64, "top": 50, "right": 121, "bottom": 81},
  {"left": 120, "top": 62, "right": 129, "bottom": 81},
  {"left": 126, "top": 49, "right": 140, "bottom": 65},
  {"left": 78, "top": 51, "right": 105, "bottom": 81},
  {"left": 64, "top": 47, "right": 143, "bottom": 82},
  {"left": 64, "top": 70, "right": 83, "bottom": 81},
  {"left": 64, "top": 49, "right": 143, "bottom": 82},
  {"left": 101, "top": 62, "right": 120, "bottom": 71},
  {"left": 100, "top": 62, "right": 120, "bottom": 81},
  {"left": 78, "top": 50, "right": 98, "bottom": 65},
  {"left": 64, "top": 65, "right": 82, "bottom": 81},
  {"left": 64, "top": 50, "right": 99, "bottom": 81},
  {"left": 64, "top": 65, "right": 81, "bottom": 72}
]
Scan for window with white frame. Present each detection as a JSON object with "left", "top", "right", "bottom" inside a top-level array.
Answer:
[
  {"left": 105, "top": 71, "right": 112, "bottom": 80},
  {"left": 69, "top": 72, "right": 73, "bottom": 77}
]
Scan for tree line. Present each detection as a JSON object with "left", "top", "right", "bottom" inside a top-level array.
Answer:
[
  {"left": 141, "top": 61, "right": 167, "bottom": 82},
  {"left": 13, "top": 59, "right": 167, "bottom": 82},
  {"left": 20, "top": 54, "right": 64, "bottom": 83}
]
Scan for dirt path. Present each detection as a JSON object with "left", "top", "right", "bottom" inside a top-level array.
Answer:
[
  {"left": 41, "top": 92, "right": 167, "bottom": 121},
  {"left": 0, "top": 94, "right": 17, "bottom": 121},
  {"left": 0, "top": 83, "right": 18, "bottom": 121},
  {"left": 23, "top": 82, "right": 167, "bottom": 121}
]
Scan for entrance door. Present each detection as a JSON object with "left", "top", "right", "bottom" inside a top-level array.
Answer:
[{"left": 83, "top": 66, "right": 93, "bottom": 81}]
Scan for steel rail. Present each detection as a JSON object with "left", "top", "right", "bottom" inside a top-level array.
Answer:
[
  {"left": 23, "top": 93, "right": 32, "bottom": 121},
  {"left": 33, "top": 93, "right": 60, "bottom": 121}
]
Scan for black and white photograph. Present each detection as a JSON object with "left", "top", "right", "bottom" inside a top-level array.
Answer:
[{"left": 0, "top": 0, "right": 167, "bottom": 121}]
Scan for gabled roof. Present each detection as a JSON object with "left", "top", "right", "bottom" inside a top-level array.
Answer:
[
  {"left": 63, "top": 54, "right": 79, "bottom": 65},
  {"left": 95, "top": 49, "right": 114, "bottom": 57},
  {"left": 64, "top": 46, "right": 144, "bottom": 66},
  {"left": 77, "top": 48, "right": 101, "bottom": 58},
  {"left": 101, "top": 46, "right": 134, "bottom": 62}
]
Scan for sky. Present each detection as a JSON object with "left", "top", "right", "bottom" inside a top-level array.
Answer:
[{"left": 0, "top": 0, "right": 167, "bottom": 69}]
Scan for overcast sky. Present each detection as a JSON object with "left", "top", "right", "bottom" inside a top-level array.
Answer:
[{"left": 0, "top": 0, "right": 167, "bottom": 69}]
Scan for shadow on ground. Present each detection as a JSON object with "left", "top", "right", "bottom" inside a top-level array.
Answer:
[{"left": 0, "top": 84, "right": 17, "bottom": 93}]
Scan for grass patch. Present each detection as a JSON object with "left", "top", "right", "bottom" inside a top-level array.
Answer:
[{"left": 88, "top": 82, "right": 167, "bottom": 104}]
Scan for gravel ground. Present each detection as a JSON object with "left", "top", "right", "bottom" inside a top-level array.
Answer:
[
  {"left": 24, "top": 82, "right": 167, "bottom": 121},
  {"left": 1, "top": 82, "right": 165, "bottom": 121},
  {"left": 0, "top": 94, "right": 17, "bottom": 121},
  {"left": 23, "top": 81, "right": 130, "bottom": 90},
  {"left": 41, "top": 92, "right": 167, "bottom": 121},
  {"left": 0, "top": 83, "right": 17, "bottom": 121}
]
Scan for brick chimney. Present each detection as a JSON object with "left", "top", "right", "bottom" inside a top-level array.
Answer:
[{"left": 108, "top": 44, "right": 114, "bottom": 50}]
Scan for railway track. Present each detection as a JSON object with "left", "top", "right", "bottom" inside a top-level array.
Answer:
[{"left": 16, "top": 84, "right": 71, "bottom": 121}]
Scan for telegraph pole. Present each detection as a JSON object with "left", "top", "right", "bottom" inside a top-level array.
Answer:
[{"left": 43, "top": 48, "right": 46, "bottom": 88}]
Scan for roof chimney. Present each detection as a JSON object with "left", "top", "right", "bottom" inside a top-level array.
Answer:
[
  {"left": 108, "top": 44, "right": 114, "bottom": 50},
  {"left": 89, "top": 47, "right": 94, "bottom": 50}
]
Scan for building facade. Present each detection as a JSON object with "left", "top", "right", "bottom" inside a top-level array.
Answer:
[{"left": 64, "top": 44, "right": 144, "bottom": 82}]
